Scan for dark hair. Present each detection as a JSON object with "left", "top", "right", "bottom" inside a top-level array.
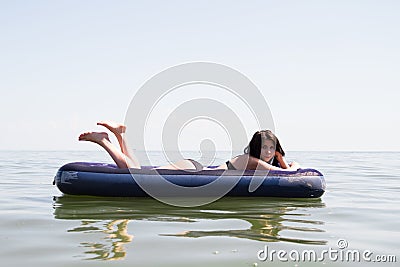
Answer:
[{"left": 244, "top": 130, "right": 285, "bottom": 159}]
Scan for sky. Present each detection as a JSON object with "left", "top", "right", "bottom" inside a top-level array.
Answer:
[{"left": 0, "top": 0, "right": 399, "bottom": 151}]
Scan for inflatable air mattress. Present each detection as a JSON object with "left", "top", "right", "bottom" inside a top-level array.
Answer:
[{"left": 54, "top": 162, "right": 325, "bottom": 198}]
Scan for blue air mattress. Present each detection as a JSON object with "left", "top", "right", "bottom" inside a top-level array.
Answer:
[{"left": 54, "top": 162, "right": 325, "bottom": 198}]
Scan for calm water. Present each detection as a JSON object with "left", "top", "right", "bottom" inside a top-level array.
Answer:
[{"left": 0, "top": 151, "right": 399, "bottom": 266}]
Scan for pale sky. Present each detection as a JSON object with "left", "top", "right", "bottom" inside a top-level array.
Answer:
[{"left": 0, "top": 0, "right": 399, "bottom": 151}]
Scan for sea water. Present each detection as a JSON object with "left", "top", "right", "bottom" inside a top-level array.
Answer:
[{"left": 0, "top": 151, "right": 398, "bottom": 266}]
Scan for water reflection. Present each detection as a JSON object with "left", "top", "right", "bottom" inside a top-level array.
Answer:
[
  {"left": 67, "top": 219, "right": 133, "bottom": 260},
  {"left": 53, "top": 196, "right": 326, "bottom": 261}
]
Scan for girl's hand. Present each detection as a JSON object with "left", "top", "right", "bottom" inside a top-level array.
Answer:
[
  {"left": 289, "top": 161, "right": 301, "bottom": 170},
  {"left": 275, "top": 151, "right": 283, "bottom": 159}
]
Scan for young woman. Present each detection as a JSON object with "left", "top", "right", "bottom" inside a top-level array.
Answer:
[{"left": 79, "top": 122, "right": 300, "bottom": 171}]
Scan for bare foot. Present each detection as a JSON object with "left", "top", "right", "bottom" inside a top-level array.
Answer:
[
  {"left": 78, "top": 132, "right": 110, "bottom": 144},
  {"left": 97, "top": 121, "right": 126, "bottom": 135}
]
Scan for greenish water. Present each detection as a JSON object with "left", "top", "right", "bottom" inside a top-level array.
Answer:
[{"left": 0, "top": 151, "right": 399, "bottom": 266}]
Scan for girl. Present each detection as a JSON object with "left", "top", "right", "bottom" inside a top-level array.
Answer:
[{"left": 79, "top": 122, "right": 300, "bottom": 171}]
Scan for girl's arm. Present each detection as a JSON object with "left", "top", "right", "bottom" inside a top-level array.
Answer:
[
  {"left": 248, "top": 156, "right": 300, "bottom": 171},
  {"left": 275, "top": 151, "right": 289, "bottom": 169}
]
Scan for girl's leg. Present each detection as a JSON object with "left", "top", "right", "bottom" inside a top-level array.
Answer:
[
  {"left": 96, "top": 121, "right": 202, "bottom": 171},
  {"left": 97, "top": 121, "right": 141, "bottom": 169},
  {"left": 78, "top": 132, "right": 130, "bottom": 169},
  {"left": 157, "top": 159, "right": 203, "bottom": 171}
]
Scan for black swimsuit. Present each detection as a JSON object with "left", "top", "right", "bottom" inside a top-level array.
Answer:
[
  {"left": 187, "top": 159, "right": 203, "bottom": 171},
  {"left": 225, "top": 160, "right": 237, "bottom": 170}
]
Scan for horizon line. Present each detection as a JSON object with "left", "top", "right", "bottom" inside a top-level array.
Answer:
[{"left": 0, "top": 149, "right": 399, "bottom": 153}]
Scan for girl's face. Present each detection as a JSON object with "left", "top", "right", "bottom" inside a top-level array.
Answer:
[{"left": 260, "top": 139, "right": 275, "bottom": 162}]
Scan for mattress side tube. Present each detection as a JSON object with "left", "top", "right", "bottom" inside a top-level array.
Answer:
[{"left": 58, "top": 162, "right": 323, "bottom": 177}]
